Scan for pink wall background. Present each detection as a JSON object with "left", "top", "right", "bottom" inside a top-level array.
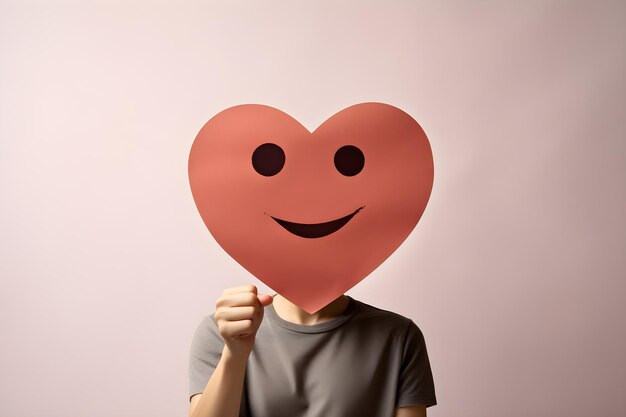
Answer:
[{"left": 1, "top": 1, "right": 625, "bottom": 416}]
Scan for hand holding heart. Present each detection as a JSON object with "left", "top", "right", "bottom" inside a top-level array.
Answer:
[
  {"left": 188, "top": 103, "right": 434, "bottom": 313},
  {"left": 215, "top": 285, "right": 273, "bottom": 358}
]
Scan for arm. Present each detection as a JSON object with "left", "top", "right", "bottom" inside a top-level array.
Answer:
[
  {"left": 189, "top": 346, "right": 247, "bottom": 417},
  {"left": 188, "top": 285, "right": 273, "bottom": 417},
  {"left": 394, "top": 405, "right": 426, "bottom": 417},
  {"left": 396, "top": 321, "right": 437, "bottom": 412}
]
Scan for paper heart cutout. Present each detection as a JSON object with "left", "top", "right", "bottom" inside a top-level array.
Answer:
[{"left": 188, "top": 103, "right": 434, "bottom": 313}]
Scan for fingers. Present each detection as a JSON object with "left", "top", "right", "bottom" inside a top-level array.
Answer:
[
  {"left": 216, "top": 292, "right": 260, "bottom": 309},
  {"left": 220, "top": 319, "right": 254, "bottom": 338},
  {"left": 215, "top": 305, "right": 256, "bottom": 321},
  {"left": 217, "top": 286, "right": 273, "bottom": 309},
  {"left": 257, "top": 294, "right": 274, "bottom": 307},
  {"left": 215, "top": 287, "right": 267, "bottom": 334},
  {"left": 214, "top": 286, "right": 271, "bottom": 355}
]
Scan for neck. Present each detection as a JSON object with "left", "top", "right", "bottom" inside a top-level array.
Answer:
[{"left": 271, "top": 293, "right": 350, "bottom": 325}]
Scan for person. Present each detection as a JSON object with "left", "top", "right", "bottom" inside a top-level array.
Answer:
[{"left": 188, "top": 285, "right": 437, "bottom": 417}]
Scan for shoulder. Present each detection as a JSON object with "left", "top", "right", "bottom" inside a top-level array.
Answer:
[
  {"left": 190, "top": 314, "right": 224, "bottom": 353},
  {"left": 193, "top": 313, "right": 219, "bottom": 334},
  {"left": 352, "top": 298, "right": 413, "bottom": 325},
  {"left": 350, "top": 298, "right": 420, "bottom": 339}
]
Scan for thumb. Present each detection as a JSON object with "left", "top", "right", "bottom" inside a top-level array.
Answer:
[{"left": 257, "top": 294, "right": 274, "bottom": 307}]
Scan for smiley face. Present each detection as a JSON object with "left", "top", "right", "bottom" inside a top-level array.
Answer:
[
  {"left": 188, "top": 103, "right": 434, "bottom": 313},
  {"left": 252, "top": 142, "right": 366, "bottom": 238}
]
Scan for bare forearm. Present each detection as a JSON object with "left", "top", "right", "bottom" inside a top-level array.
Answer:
[{"left": 190, "top": 347, "right": 248, "bottom": 417}]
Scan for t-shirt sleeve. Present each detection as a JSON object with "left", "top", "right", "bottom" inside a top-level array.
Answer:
[
  {"left": 188, "top": 314, "right": 225, "bottom": 401},
  {"left": 396, "top": 320, "right": 437, "bottom": 408}
]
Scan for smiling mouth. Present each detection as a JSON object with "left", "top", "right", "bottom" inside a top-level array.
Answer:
[{"left": 270, "top": 207, "right": 364, "bottom": 239}]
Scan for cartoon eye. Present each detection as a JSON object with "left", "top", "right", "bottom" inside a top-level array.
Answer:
[
  {"left": 252, "top": 143, "right": 285, "bottom": 176},
  {"left": 334, "top": 145, "right": 364, "bottom": 176}
]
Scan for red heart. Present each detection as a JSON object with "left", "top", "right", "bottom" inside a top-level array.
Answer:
[{"left": 188, "top": 103, "right": 434, "bottom": 313}]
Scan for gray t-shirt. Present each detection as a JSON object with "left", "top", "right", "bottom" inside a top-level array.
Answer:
[{"left": 189, "top": 295, "right": 437, "bottom": 416}]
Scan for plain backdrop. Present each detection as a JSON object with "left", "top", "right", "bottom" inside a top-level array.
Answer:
[{"left": 1, "top": 1, "right": 625, "bottom": 416}]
